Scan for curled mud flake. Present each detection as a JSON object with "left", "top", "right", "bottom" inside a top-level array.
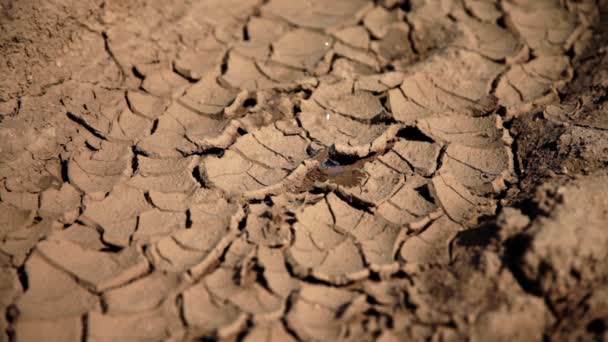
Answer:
[
  {"left": 363, "top": 6, "right": 399, "bottom": 39},
  {"left": 88, "top": 309, "right": 177, "bottom": 341},
  {"left": 257, "top": 246, "right": 300, "bottom": 298},
  {"left": 14, "top": 317, "right": 81, "bottom": 342},
  {"left": 247, "top": 17, "right": 291, "bottom": 44},
  {"left": 174, "top": 46, "right": 225, "bottom": 81},
  {"left": 496, "top": 55, "right": 572, "bottom": 115},
  {"left": 126, "top": 91, "right": 171, "bottom": 120},
  {"left": 333, "top": 26, "right": 370, "bottom": 50},
  {"left": 286, "top": 284, "right": 364, "bottom": 341},
  {"left": 440, "top": 144, "right": 515, "bottom": 194},
  {"left": 222, "top": 52, "right": 277, "bottom": 91},
  {"left": 103, "top": 272, "right": 180, "bottom": 314},
  {"left": 399, "top": 215, "right": 461, "bottom": 265},
  {"left": 67, "top": 142, "right": 131, "bottom": 194},
  {"left": 182, "top": 281, "right": 247, "bottom": 338},
  {"left": 264, "top": 0, "right": 370, "bottom": 29},
  {"left": 517, "top": 175, "right": 608, "bottom": 303},
  {"left": 81, "top": 183, "right": 151, "bottom": 232},
  {"left": 146, "top": 201, "right": 238, "bottom": 273},
  {"left": 204, "top": 267, "right": 284, "bottom": 320},
  {"left": 128, "top": 159, "right": 199, "bottom": 194},
  {"left": 1, "top": 220, "right": 54, "bottom": 267},
  {"left": 286, "top": 197, "right": 367, "bottom": 283},
  {"left": 463, "top": 0, "right": 502, "bottom": 22},
  {"left": 256, "top": 60, "right": 310, "bottom": 84},
  {"left": 36, "top": 239, "right": 149, "bottom": 292},
  {"left": 503, "top": 0, "right": 585, "bottom": 55},
  {"left": 323, "top": 90, "right": 383, "bottom": 121},
  {"left": 16, "top": 253, "right": 98, "bottom": 320},
  {"left": 147, "top": 188, "right": 223, "bottom": 212},
  {"left": 0, "top": 187, "right": 39, "bottom": 211},
  {"left": 136, "top": 126, "right": 198, "bottom": 159},
  {"left": 416, "top": 114, "right": 508, "bottom": 147},
  {"left": 333, "top": 42, "right": 382, "bottom": 71},
  {"left": 454, "top": 18, "right": 527, "bottom": 62},
  {"left": 392, "top": 139, "right": 442, "bottom": 177},
  {"left": 377, "top": 177, "right": 439, "bottom": 228},
  {"left": 39, "top": 183, "right": 80, "bottom": 222},
  {"left": 233, "top": 41, "right": 272, "bottom": 62},
  {"left": 49, "top": 224, "right": 106, "bottom": 250},
  {"left": 0, "top": 202, "right": 35, "bottom": 238},
  {"left": 372, "top": 24, "right": 416, "bottom": 66},
  {"left": 243, "top": 321, "right": 298, "bottom": 342},
  {"left": 179, "top": 73, "right": 238, "bottom": 115},
  {"left": 337, "top": 159, "right": 403, "bottom": 203},
  {"left": 408, "top": 5, "right": 458, "bottom": 55},
  {"left": 203, "top": 125, "right": 309, "bottom": 194},
  {"left": 271, "top": 29, "right": 334, "bottom": 71},
  {"left": 431, "top": 173, "right": 496, "bottom": 226},
  {"left": 141, "top": 68, "right": 190, "bottom": 98},
  {"left": 132, "top": 209, "right": 187, "bottom": 243},
  {"left": 108, "top": 106, "right": 153, "bottom": 143},
  {"left": 399, "top": 49, "right": 504, "bottom": 117}
]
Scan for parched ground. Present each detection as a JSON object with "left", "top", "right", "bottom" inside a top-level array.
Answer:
[{"left": 1, "top": 0, "right": 608, "bottom": 341}]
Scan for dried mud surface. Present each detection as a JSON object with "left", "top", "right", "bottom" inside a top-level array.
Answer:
[{"left": 1, "top": 0, "right": 608, "bottom": 341}]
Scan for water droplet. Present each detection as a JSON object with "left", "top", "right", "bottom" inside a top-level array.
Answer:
[
  {"left": 325, "top": 112, "right": 331, "bottom": 121},
  {"left": 324, "top": 41, "right": 331, "bottom": 47}
]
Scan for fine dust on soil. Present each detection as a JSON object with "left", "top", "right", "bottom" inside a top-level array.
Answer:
[{"left": 1, "top": 0, "right": 607, "bottom": 341}]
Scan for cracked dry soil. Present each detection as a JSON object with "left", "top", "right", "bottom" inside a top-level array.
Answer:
[{"left": 1, "top": 0, "right": 608, "bottom": 341}]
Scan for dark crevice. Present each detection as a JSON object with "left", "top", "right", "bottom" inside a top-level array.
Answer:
[
  {"left": 191, "top": 165, "right": 206, "bottom": 188},
  {"left": 397, "top": 126, "right": 435, "bottom": 143},
  {"left": 81, "top": 313, "right": 88, "bottom": 342},
  {"left": 60, "top": 157, "right": 70, "bottom": 183},
  {"left": 185, "top": 209, "right": 192, "bottom": 228},
  {"left": 66, "top": 112, "right": 107, "bottom": 140},
  {"left": 16, "top": 265, "right": 28, "bottom": 291}
]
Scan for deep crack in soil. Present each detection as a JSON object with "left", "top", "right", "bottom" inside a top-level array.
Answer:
[{"left": 1, "top": 0, "right": 608, "bottom": 340}]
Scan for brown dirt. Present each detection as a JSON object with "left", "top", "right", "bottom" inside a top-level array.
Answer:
[{"left": 1, "top": 0, "right": 607, "bottom": 341}]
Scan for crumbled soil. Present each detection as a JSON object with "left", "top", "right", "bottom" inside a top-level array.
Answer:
[{"left": 1, "top": 0, "right": 607, "bottom": 341}]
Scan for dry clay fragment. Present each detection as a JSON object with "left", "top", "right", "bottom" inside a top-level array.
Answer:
[
  {"left": 313, "top": 80, "right": 383, "bottom": 121},
  {"left": 14, "top": 317, "right": 81, "bottom": 342},
  {"left": 264, "top": 0, "right": 370, "bottom": 29},
  {"left": 504, "top": 0, "right": 584, "bottom": 55},
  {"left": 67, "top": 142, "right": 131, "bottom": 195},
  {"left": 0, "top": 202, "right": 34, "bottom": 238},
  {"left": 39, "top": 183, "right": 81, "bottom": 223},
  {"left": 288, "top": 193, "right": 403, "bottom": 281},
  {"left": 16, "top": 253, "right": 98, "bottom": 319},
  {"left": 395, "top": 49, "right": 503, "bottom": 120},
  {"left": 243, "top": 321, "right": 297, "bottom": 342},
  {"left": 141, "top": 68, "right": 189, "bottom": 98},
  {"left": 146, "top": 199, "right": 238, "bottom": 273},
  {"left": 454, "top": 18, "right": 526, "bottom": 62},
  {"left": 179, "top": 73, "right": 237, "bottom": 115},
  {"left": 286, "top": 284, "right": 366, "bottom": 341},
  {"left": 376, "top": 177, "right": 439, "bottom": 229},
  {"left": 203, "top": 124, "right": 309, "bottom": 194},
  {"left": 126, "top": 90, "right": 171, "bottom": 120},
  {"left": 400, "top": 215, "right": 461, "bottom": 265},
  {"left": 432, "top": 173, "right": 496, "bottom": 226},
  {"left": 417, "top": 114, "right": 509, "bottom": 147},
  {"left": 133, "top": 209, "right": 187, "bottom": 242},
  {"left": 271, "top": 28, "right": 333, "bottom": 71},
  {"left": 392, "top": 139, "right": 441, "bottom": 176},
  {"left": 88, "top": 309, "right": 176, "bottom": 341},
  {"left": 182, "top": 281, "right": 247, "bottom": 338},
  {"left": 36, "top": 239, "right": 149, "bottom": 292},
  {"left": 441, "top": 143, "right": 514, "bottom": 194},
  {"left": 222, "top": 52, "right": 277, "bottom": 91},
  {"left": 333, "top": 26, "right": 370, "bottom": 50},
  {"left": 496, "top": 55, "right": 572, "bottom": 115},
  {"left": 103, "top": 272, "right": 180, "bottom": 314},
  {"left": 204, "top": 267, "right": 284, "bottom": 319},
  {"left": 81, "top": 184, "right": 151, "bottom": 245},
  {"left": 128, "top": 156, "right": 199, "bottom": 193}
]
